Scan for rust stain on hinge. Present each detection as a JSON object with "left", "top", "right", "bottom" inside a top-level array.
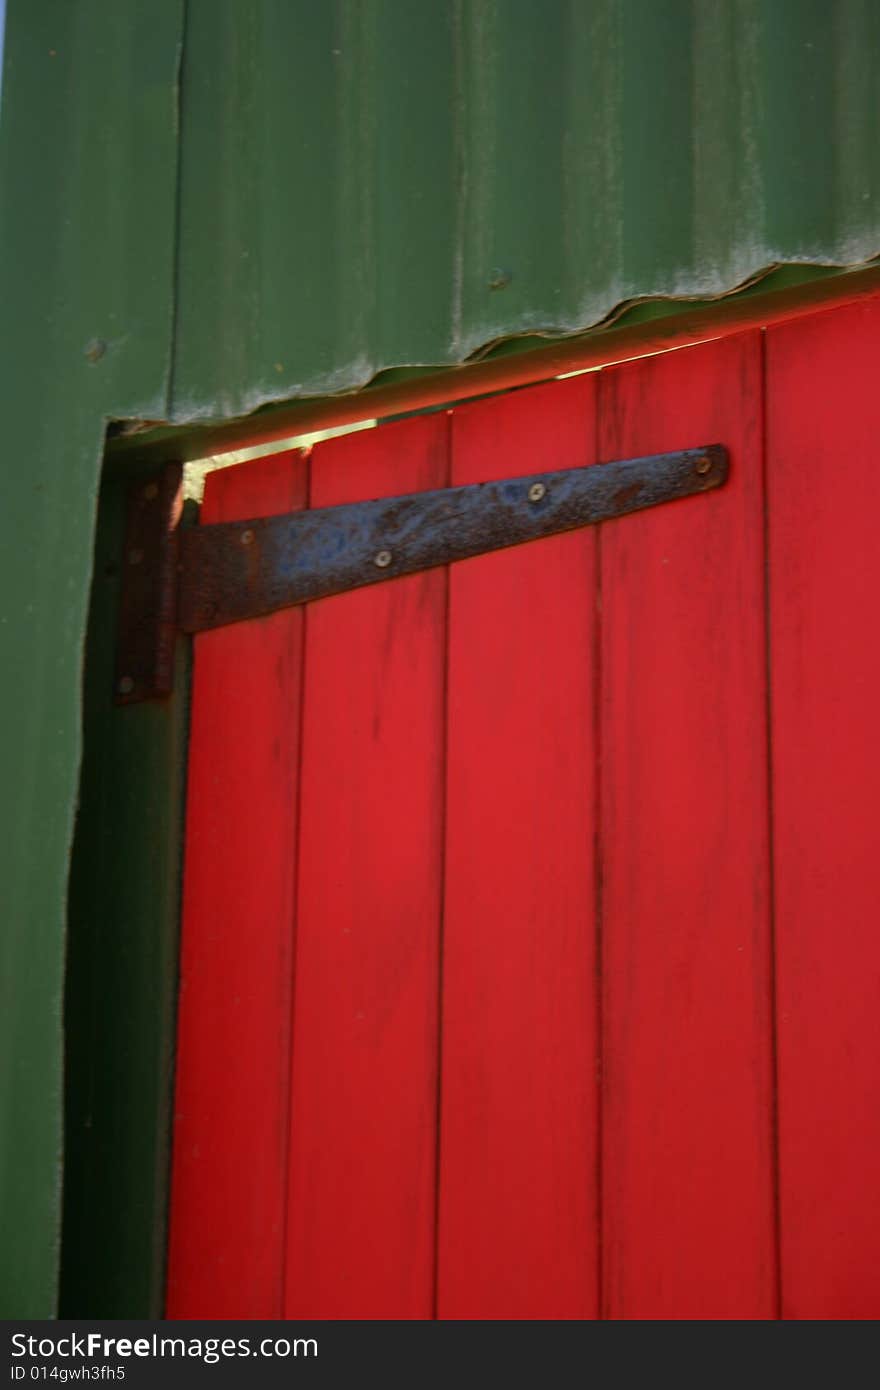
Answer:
[
  {"left": 115, "top": 446, "right": 728, "bottom": 703},
  {"left": 179, "top": 446, "right": 728, "bottom": 634}
]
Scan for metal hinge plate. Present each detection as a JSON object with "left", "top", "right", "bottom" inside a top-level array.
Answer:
[
  {"left": 116, "top": 445, "right": 727, "bottom": 702},
  {"left": 114, "top": 463, "right": 183, "bottom": 705}
]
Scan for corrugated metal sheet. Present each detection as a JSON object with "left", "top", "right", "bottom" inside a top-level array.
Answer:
[
  {"left": 3, "top": 0, "right": 880, "bottom": 1318},
  {"left": 0, "top": 0, "right": 184, "bottom": 1315},
  {"left": 171, "top": 0, "right": 880, "bottom": 422}
]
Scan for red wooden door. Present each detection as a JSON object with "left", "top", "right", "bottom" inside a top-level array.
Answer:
[{"left": 167, "top": 304, "right": 880, "bottom": 1321}]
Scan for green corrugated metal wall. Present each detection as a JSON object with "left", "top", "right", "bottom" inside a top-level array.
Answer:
[
  {"left": 1, "top": 0, "right": 879, "bottom": 1316},
  {"left": 0, "top": 1, "right": 184, "bottom": 1320},
  {"left": 172, "top": 0, "right": 880, "bottom": 421}
]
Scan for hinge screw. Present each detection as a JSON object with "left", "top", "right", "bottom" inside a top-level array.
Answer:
[
  {"left": 118, "top": 676, "right": 135, "bottom": 696},
  {"left": 695, "top": 456, "right": 712, "bottom": 476},
  {"left": 528, "top": 482, "right": 546, "bottom": 503},
  {"left": 240, "top": 529, "right": 255, "bottom": 546},
  {"left": 374, "top": 549, "right": 393, "bottom": 568}
]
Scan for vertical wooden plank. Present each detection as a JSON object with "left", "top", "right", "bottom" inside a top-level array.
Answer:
[
  {"left": 599, "top": 334, "right": 776, "bottom": 1319},
  {"left": 767, "top": 298, "right": 880, "bottom": 1320},
  {"left": 437, "top": 376, "right": 599, "bottom": 1320},
  {"left": 283, "top": 416, "right": 448, "bottom": 1319},
  {"left": 166, "top": 450, "right": 308, "bottom": 1318}
]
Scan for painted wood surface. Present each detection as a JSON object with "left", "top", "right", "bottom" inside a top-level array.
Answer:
[
  {"left": 169, "top": 300, "right": 880, "bottom": 1320},
  {"left": 437, "top": 377, "right": 599, "bottom": 1319},
  {"left": 283, "top": 418, "right": 449, "bottom": 1318},
  {"left": 767, "top": 299, "right": 880, "bottom": 1320},
  {"left": 598, "top": 334, "right": 777, "bottom": 1319},
  {"left": 167, "top": 451, "right": 308, "bottom": 1317}
]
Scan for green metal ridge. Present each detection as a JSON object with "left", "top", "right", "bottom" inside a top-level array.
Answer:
[
  {"left": 0, "top": 0, "right": 185, "bottom": 1317},
  {"left": 106, "top": 262, "right": 877, "bottom": 468},
  {"left": 167, "top": 0, "right": 880, "bottom": 422}
]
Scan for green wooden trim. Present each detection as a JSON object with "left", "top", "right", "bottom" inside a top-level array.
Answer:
[{"left": 59, "top": 461, "right": 190, "bottom": 1318}]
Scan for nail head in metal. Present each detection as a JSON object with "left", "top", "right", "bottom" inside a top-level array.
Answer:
[
  {"left": 143, "top": 482, "right": 159, "bottom": 501},
  {"left": 128, "top": 548, "right": 143, "bottom": 566},
  {"left": 528, "top": 482, "right": 546, "bottom": 503},
  {"left": 695, "top": 456, "right": 713, "bottom": 476},
  {"left": 240, "top": 529, "right": 255, "bottom": 546},
  {"left": 374, "top": 549, "right": 393, "bottom": 568},
  {"left": 488, "top": 267, "right": 512, "bottom": 291},
  {"left": 118, "top": 676, "right": 135, "bottom": 695}
]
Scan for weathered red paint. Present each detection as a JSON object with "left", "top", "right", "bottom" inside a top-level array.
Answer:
[
  {"left": 283, "top": 417, "right": 448, "bottom": 1319},
  {"left": 167, "top": 295, "right": 880, "bottom": 1320},
  {"left": 598, "top": 333, "right": 776, "bottom": 1318},
  {"left": 166, "top": 450, "right": 307, "bottom": 1318},
  {"left": 437, "top": 376, "right": 600, "bottom": 1318},
  {"left": 767, "top": 298, "right": 880, "bottom": 1320}
]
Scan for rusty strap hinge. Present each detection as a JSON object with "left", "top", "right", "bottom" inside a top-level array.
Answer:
[{"left": 115, "top": 444, "right": 728, "bottom": 703}]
